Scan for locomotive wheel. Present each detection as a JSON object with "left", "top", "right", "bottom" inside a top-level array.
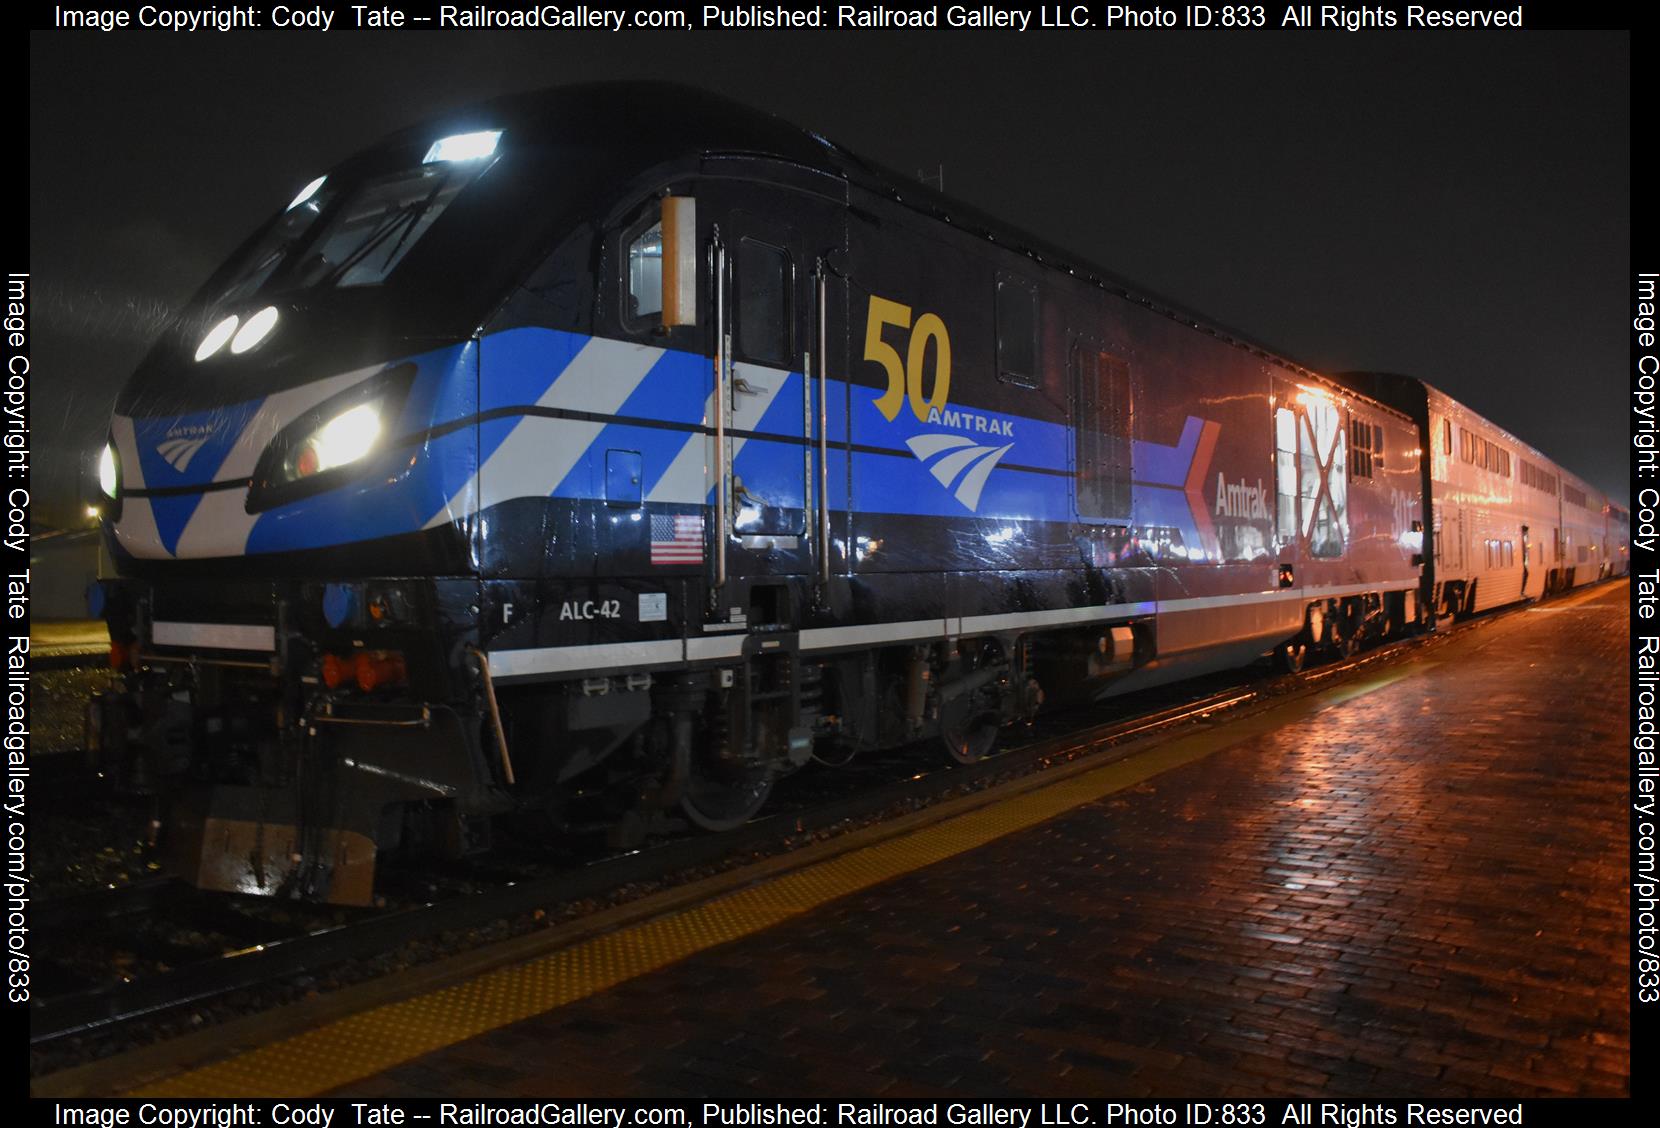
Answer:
[
  {"left": 1327, "top": 605, "right": 1361, "bottom": 659},
  {"left": 680, "top": 759, "right": 774, "bottom": 831},
  {"left": 940, "top": 700, "right": 999, "bottom": 765}
]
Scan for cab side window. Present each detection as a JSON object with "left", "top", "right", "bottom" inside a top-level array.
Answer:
[{"left": 623, "top": 210, "right": 663, "bottom": 329}]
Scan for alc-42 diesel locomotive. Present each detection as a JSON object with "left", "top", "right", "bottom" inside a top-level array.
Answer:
[{"left": 86, "top": 84, "right": 1616, "bottom": 904}]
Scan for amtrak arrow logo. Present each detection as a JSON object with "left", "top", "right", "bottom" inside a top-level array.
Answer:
[
  {"left": 155, "top": 428, "right": 215, "bottom": 472},
  {"left": 905, "top": 433, "right": 1013, "bottom": 511},
  {"left": 1183, "top": 419, "right": 1221, "bottom": 551}
]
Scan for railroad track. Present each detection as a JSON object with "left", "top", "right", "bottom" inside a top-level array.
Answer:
[{"left": 25, "top": 605, "right": 1496, "bottom": 1058}]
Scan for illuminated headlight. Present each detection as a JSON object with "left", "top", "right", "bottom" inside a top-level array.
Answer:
[
  {"left": 287, "top": 175, "right": 326, "bottom": 211},
  {"left": 247, "top": 365, "right": 414, "bottom": 514},
  {"left": 98, "top": 443, "right": 119, "bottom": 499},
  {"left": 423, "top": 129, "right": 501, "bottom": 164},
  {"left": 195, "top": 314, "right": 239, "bottom": 362},
  {"left": 282, "top": 402, "right": 382, "bottom": 482},
  {"left": 230, "top": 306, "right": 280, "bottom": 354}
]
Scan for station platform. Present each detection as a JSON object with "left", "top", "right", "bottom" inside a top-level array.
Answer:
[
  {"left": 30, "top": 618, "right": 109, "bottom": 660},
  {"left": 67, "top": 582, "right": 1631, "bottom": 1099}
]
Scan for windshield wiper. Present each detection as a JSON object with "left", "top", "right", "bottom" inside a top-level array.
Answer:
[{"left": 318, "top": 179, "right": 447, "bottom": 287}]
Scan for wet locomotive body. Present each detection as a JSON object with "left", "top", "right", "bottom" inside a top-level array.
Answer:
[{"left": 92, "top": 84, "right": 1425, "bottom": 902}]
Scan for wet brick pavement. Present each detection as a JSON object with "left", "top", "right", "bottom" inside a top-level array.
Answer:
[{"left": 337, "top": 585, "right": 1631, "bottom": 1098}]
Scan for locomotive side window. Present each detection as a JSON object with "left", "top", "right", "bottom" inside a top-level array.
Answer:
[
  {"left": 1274, "top": 408, "right": 1298, "bottom": 543},
  {"left": 621, "top": 195, "right": 696, "bottom": 332},
  {"left": 624, "top": 215, "right": 664, "bottom": 325},
  {"left": 1349, "top": 416, "right": 1375, "bottom": 479},
  {"left": 736, "top": 237, "right": 791, "bottom": 367},
  {"left": 1073, "top": 344, "right": 1131, "bottom": 522},
  {"left": 996, "top": 276, "right": 1038, "bottom": 388},
  {"left": 1298, "top": 396, "right": 1346, "bottom": 558}
]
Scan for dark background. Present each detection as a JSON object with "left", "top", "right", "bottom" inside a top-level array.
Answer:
[{"left": 27, "top": 29, "right": 1631, "bottom": 526}]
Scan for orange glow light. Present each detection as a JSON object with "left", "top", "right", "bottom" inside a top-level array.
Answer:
[
  {"left": 354, "top": 651, "right": 407, "bottom": 693},
  {"left": 321, "top": 653, "right": 350, "bottom": 689}
]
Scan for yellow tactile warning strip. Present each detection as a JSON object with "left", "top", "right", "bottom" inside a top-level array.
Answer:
[{"left": 129, "top": 655, "right": 1443, "bottom": 1099}]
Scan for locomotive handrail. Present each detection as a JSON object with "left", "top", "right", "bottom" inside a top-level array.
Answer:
[
  {"left": 713, "top": 230, "right": 728, "bottom": 594},
  {"left": 311, "top": 707, "right": 432, "bottom": 730},
  {"left": 468, "top": 646, "right": 516, "bottom": 787},
  {"left": 816, "top": 264, "right": 831, "bottom": 585},
  {"left": 135, "top": 648, "right": 276, "bottom": 673}
]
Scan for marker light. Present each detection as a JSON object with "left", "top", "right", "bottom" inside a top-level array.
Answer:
[
  {"left": 322, "top": 583, "right": 357, "bottom": 629},
  {"left": 423, "top": 129, "right": 501, "bottom": 164},
  {"left": 289, "top": 402, "right": 382, "bottom": 480},
  {"left": 97, "top": 443, "right": 119, "bottom": 498},
  {"left": 287, "top": 175, "right": 326, "bottom": 211},
  {"left": 195, "top": 314, "right": 239, "bottom": 361},
  {"left": 321, "top": 653, "right": 350, "bottom": 689},
  {"left": 354, "top": 651, "right": 407, "bottom": 693},
  {"left": 230, "top": 306, "right": 279, "bottom": 354}
]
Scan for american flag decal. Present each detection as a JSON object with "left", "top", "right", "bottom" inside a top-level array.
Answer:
[{"left": 650, "top": 513, "right": 703, "bottom": 565}]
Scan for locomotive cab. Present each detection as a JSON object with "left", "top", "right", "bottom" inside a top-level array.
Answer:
[{"left": 88, "top": 86, "right": 873, "bottom": 901}]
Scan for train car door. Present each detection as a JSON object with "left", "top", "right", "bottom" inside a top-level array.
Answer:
[{"left": 701, "top": 172, "right": 848, "bottom": 593}]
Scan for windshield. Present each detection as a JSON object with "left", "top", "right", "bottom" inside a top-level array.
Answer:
[
  {"left": 212, "top": 183, "right": 339, "bottom": 306},
  {"left": 209, "top": 157, "right": 496, "bottom": 305}
]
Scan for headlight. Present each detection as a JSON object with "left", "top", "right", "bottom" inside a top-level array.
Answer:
[
  {"left": 230, "top": 306, "right": 280, "bottom": 354},
  {"left": 195, "top": 314, "right": 239, "bottom": 362},
  {"left": 246, "top": 365, "right": 415, "bottom": 514},
  {"left": 97, "top": 443, "right": 119, "bottom": 499},
  {"left": 282, "top": 402, "right": 383, "bottom": 482}
]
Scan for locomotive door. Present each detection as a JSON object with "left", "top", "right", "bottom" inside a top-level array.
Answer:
[{"left": 703, "top": 176, "right": 847, "bottom": 585}]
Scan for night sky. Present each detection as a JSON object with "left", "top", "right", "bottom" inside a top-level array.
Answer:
[{"left": 28, "top": 29, "right": 1630, "bottom": 525}]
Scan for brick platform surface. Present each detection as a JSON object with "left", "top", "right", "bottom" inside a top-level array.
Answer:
[{"left": 338, "top": 586, "right": 1631, "bottom": 1098}]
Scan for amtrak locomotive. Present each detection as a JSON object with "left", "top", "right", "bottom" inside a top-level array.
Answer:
[{"left": 86, "top": 84, "right": 1620, "bottom": 903}]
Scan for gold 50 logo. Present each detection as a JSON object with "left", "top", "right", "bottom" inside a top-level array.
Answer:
[
  {"left": 864, "top": 295, "right": 951, "bottom": 422},
  {"left": 864, "top": 294, "right": 1014, "bottom": 512}
]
